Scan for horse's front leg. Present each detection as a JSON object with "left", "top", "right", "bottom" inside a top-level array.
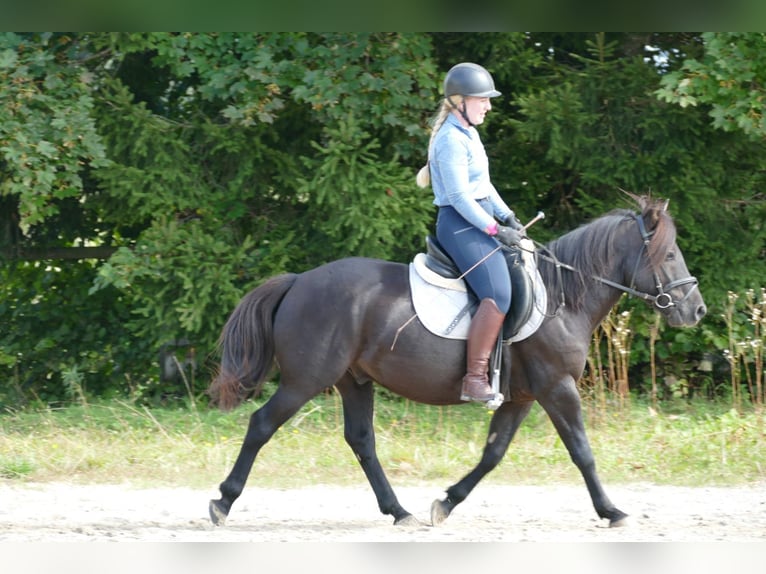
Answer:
[
  {"left": 431, "top": 400, "right": 534, "bottom": 525},
  {"left": 538, "top": 377, "right": 628, "bottom": 527},
  {"left": 335, "top": 375, "right": 417, "bottom": 526}
]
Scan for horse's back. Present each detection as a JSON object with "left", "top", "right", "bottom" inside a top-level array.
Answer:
[
  {"left": 273, "top": 257, "right": 410, "bottom": 343},
  {"left": 296, "top": 256, "right": 408, "bottom": 295}
]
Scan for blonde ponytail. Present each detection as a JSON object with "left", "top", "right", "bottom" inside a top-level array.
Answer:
[
  {"left": 416, "top": 164, "right": 430, "bottom": 188},
  {"left": 416, "top": 98, "right": 461, "bottom": 189}
]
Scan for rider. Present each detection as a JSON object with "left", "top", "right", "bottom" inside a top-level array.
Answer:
[{"left": 416, "top": 62, "right": 525, "bottom": 403}]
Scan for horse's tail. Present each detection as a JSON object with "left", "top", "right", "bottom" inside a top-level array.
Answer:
[{"left": 208, "top": 273, "right": 298, "bottom": 411}]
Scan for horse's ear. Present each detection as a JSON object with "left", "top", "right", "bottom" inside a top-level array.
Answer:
[
  {"left": 662, "top": 199, "right": 670, "bottom": 211},
  {"left": 618, "top": 187, "right": 642, "bottom": 207},
  {"left": 643, "top": 200, "right": 663, "bottom": 230}
]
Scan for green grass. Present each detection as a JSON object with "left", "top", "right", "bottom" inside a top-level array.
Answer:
[{"left": 1, "top": 393, "right": 764, "bottom": 489}]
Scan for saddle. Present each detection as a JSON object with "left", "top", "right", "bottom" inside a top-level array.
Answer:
[{"left": 409, "top": 235, "right": 546, "bottom": 343}]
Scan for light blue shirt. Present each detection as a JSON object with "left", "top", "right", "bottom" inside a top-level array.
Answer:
[{"left": 429, "top": 114, "right": 512, "bottom": 232}]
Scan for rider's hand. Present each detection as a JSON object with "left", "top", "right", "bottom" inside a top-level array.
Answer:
[
  {"left": 495, "top": 225, "right": 521, "bottom": 247},
  {"left": 504, "top": 213, "right": 526, "bottom": 233}
]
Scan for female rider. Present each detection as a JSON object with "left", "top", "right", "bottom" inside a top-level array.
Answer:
[{"left": 416, "top": 62, "right": 524, "bottom": 402}]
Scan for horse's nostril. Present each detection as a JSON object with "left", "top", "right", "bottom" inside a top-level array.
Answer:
[{"left": 696, "top": 304, "right": 707, "bottom": 320}]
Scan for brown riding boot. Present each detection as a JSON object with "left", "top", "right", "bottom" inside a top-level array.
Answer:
[{"left": 460, "top": 298, "right": 506, "bottom": 402}]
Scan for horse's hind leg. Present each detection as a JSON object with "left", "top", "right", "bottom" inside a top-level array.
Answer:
[
  {"left": 431, "top": 400, "right": 533, "bottom": 525},
  {"left": 209, "top": 386, "right": 309, "bottom": 525},
  {"left": 335, "top": 375, "right": 417, "bottom": 526},
  {"left": 537, "top": 377, "right": 628, "bottom": 527}
]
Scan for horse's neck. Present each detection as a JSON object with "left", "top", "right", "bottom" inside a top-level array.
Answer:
[{"left": 581, "top": 284, "right": 625, "bottom": 333}]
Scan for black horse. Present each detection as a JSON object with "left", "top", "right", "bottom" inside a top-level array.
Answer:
[{"left": 207, "top": 195, "right": 706, "bottom": 528}]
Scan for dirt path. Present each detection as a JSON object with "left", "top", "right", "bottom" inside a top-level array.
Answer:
[{"left": 1, "top": 481, "right": 765, "bottom": 542}]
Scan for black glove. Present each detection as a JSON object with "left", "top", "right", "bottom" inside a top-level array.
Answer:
[
  {"left": 495, "top": 225, "right": 521, "bottom": 247},
  {"left": 503, "top": 213, "right": 525, "bottom": 232}
]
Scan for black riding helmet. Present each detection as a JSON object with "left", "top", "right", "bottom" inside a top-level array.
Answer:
[
  {"left": 443, "top": 62, "right": 501, "bottom": 98},
  {"left": 443, "top": 63, "right": 500, "bottom": 126}
]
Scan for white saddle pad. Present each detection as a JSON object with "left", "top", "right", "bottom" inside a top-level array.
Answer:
[{"left": 409, "top": 240, "right": 547, "bottom": 342}]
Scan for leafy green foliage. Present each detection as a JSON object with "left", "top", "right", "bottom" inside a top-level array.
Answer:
[
  {"left": 297, "top": 116, "right": 431, "bottom": 261},
  {"left": 1, "top": 32, "right": 764, "bottom": 405},
  {"left": 2, "top": 33, "right": 439, "bottom": 403},
  {"left": 657, "top": 33, "right": 766, "bottom": 140},
  {"left": 0, "top": 260, "right": 146, "bottom": 406},
  {"left": 0, "top": 33, "right": 109, "bottom": 228},
  {"left": 91, "top": 218, "right": 259, "bottom": 350}
]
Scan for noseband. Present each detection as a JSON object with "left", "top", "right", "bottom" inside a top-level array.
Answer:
[{"left": 595, "top": 214, "right": 699, "bottom": 310}]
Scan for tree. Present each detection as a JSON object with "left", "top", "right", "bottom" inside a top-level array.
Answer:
[
  {"left": 0, "top": 33, "right": 110, "bottom": 231},
  {"left": 1, "top": 32, "right": 439, "bottom": 404},
  {"left": 656, "top": 32, "right": 766, "bottom": 140},
  {"left": 2, "top": 32, "right": 764, "bottom": 405}
]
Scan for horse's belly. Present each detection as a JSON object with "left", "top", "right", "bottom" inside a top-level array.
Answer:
[{"left": 360, "top": 328, "right": 467, "bottom": 405}]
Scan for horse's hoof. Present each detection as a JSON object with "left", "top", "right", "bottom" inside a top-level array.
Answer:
[
  {"left": 394, "top": 514, "right": 422, "bottom": 527},
  {"left": 209, "top": 499, "right": 229, "bottom": 526},
  {"left": 609, "top": 513, "right": 629, "bottom": 528},
  {"left": 430, "top": 499, "right": 451, "bottom": 526}
]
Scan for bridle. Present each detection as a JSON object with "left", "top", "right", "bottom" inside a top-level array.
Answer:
[{"left": 536, "top": 213, "right": 700, "bottom": 312}]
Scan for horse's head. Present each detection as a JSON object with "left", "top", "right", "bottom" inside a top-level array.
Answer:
[{"left": 625, "top": 196, "right": 707, "bottom": 327}]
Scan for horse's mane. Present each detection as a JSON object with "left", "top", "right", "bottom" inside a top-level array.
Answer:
[{"left": 537, "top": 195, "right": 677, "bottom": 312}]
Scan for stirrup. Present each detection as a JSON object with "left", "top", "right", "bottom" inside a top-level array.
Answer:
[
  {"left": 485, "top": 335, "right": 505, "bottom": 410},
  {"left": 485, "top": 392, "right": 504, "bottom": 410},
  {"left": 460, "top": 383, "right": 504, "bottom": 409},
  {"left": 460, "top": 390, "right": 504, "bottom": 408}
]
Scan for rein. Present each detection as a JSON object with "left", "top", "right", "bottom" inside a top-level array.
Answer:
[{"left": 531, "top": 213, "right": 700, "bottom": 313}]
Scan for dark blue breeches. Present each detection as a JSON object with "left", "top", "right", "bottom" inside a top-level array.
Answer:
[{"left": 435, "top": 203, "right": 511, "bottom": 314}]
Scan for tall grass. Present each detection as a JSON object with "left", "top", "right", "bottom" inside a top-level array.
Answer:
[
  {"left": 585, "top": 287, "right": 766, "bottom": 411},
  {"left": 724, "top": 288, "right": 765, "bottom": 408},
  {"left": 1, "top": 394, "right": 764, "bottom": 489}
]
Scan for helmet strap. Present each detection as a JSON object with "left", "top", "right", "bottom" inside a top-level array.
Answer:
[{"left": 447, "top": 96, "right": 474, "bottom": 127}]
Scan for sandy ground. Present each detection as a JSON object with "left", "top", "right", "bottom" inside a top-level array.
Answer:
[{"left": 1, "top": 481, "right": 765, "bottom": 542}]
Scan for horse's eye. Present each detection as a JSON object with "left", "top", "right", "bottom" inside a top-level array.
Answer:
[{"left": 666, "top": 250, "right": 676, "bottom": 261}]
